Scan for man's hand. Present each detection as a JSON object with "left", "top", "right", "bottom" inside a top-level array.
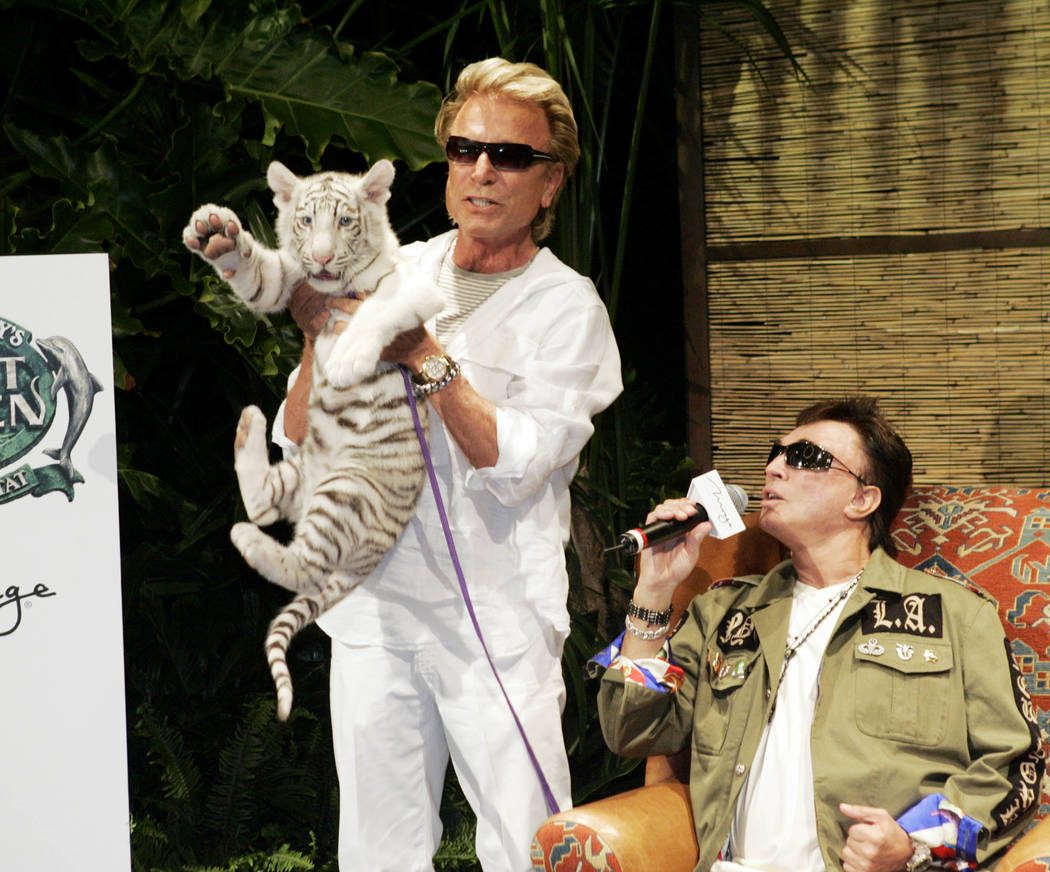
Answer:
[
  {"left": 288, "top": 283, "right": 439, "bottom": 369},
  {"left": 634, "top": 498, "right": 713, "bottom": 600},
  {"left": 289, "top": 282, "right": 359, "bottom": 342},
  {"left": 379, "top": 326, "right": 436, "bottom": 370},
  {"left": 840, "top": 803, "right": 914, "bottom": 872}
]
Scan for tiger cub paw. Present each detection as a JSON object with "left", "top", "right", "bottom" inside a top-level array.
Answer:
[
  {"left": 231, "top": 521, "right": 264, "bottom": 567},
  {"left": 234, "top": 406, "right": 279, "bottom": 525},
  {"left": 183, "top": 204, "right": 254, "bottom": 279},
  {"left": 231, "top": 522, "right": 280, "bottom": 578},
  {"left": 323, "top": 328, "right": 383, "bottom": 388},
  {"left": 234, "top": 405, "right": 267, "bottom": 459}
]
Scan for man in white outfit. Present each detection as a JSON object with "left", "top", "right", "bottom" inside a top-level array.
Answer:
[{"left": 280, "top": 58, "right": 622, "bottom": 872}]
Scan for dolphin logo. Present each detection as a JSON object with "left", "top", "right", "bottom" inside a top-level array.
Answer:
[{"left": 36, "top": 336, "right": 102, "bottom": 489}]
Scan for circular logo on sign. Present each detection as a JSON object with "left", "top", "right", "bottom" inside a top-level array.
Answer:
[
  {"left": 0, "top": 319, "right": 55, "bottom": 468},
  {"left": 0, "top": 319, "right": 101, "bottom": 503}
]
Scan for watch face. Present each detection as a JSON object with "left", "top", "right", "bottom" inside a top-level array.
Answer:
[{"left": 421, "top": 356, "right": 450, "bottom": 381}]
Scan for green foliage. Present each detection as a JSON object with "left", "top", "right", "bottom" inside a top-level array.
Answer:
[
  {"left": 1, "top": 0, "right": 793, "bottom": 868},
  {"left": 4, "top": 2, "right": 432, "bottom": 866},
  {"left": 182, "top": 843, "right": 316, "bottom": 872}
]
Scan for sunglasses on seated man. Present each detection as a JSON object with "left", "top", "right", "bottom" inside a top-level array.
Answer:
[
  {"left": 445, "top": 135, "right": 556, "bottom": 171},
  {"left": 767, "top": 440, "right": 868, "bottom": 485}
]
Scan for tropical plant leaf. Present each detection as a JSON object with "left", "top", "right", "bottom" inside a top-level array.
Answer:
[
  {"left": 204, "top": 697, "right": 274, "bottom": 849},
  {"left": 66, "top": 0, "right": 445, "bottom": 167},
  {"left": 119, "top": 468, "right": 203, "bottom": 534},
  {"left": 225, "top": 43, "right": 445, "bottom": 168},
  {"left": 4, "top": 125, "right": 169, "bottom": 271},
  {"left": 135, "top": 702, "right": 204, "bottom": 803},
  {"left": 184, "top": 844, "right": 314, "bottom": 872},
  {"left": 0, "top": 2, "right": 801, "bottom": 868}
]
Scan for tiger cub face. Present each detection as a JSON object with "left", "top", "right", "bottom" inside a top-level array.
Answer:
[{"left": 266, "top": 160, "right": 400, "bottom": 297}]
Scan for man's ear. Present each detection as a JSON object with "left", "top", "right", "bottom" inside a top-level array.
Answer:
[
  {"left": 540, "top": 162, "right": 565, "bottom": 208},
  {"left": 845, "top": 484, "right": 881, "bottom": 522}
]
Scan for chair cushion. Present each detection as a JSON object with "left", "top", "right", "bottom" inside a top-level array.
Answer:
[
  {"left": 530, "top": 819, "right": 622, "bottom": 871},
  {"left": 890, "top": 485, "right": 1050, "bottom": 817}
]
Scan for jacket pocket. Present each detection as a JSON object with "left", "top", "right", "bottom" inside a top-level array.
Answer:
[
  {"left": 853, "top": 638, "right": 953, "bottom": 745},
  {"left": 694, "top": 649, "right": 759, "bottom": 754}
]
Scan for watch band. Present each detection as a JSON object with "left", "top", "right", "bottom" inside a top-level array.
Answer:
[
  {"left": 626, "top": 599, "right": 673, "bottom": 626},
  {"left": 413, "top": 356, "right": 461, "bottom": 398}
]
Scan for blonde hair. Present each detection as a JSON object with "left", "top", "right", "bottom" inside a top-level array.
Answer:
[{"left": 435, "top": 57, "right": 579, "bottom": 242}]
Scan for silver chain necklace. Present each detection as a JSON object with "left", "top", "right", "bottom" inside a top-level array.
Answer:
[{"left": 768, "top": 570, "right": 862, "bottom": 721}]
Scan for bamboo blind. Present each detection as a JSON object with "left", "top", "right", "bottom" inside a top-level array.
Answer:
[{"left": 698, "top": 0, "right": 1050, "bottom": 497}]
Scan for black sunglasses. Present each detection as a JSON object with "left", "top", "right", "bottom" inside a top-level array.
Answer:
[
  {"left": 767, "top": 440, "right": 867, "bottom": 484},
  {"left": 445, "top": 135, "right": 555, "bottom": 171}
]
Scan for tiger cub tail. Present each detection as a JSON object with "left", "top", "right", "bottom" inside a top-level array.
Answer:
[{"left": 265, "top": 570, "right": 365, "bottom": 721}]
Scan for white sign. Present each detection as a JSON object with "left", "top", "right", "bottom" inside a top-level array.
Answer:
[
  {"left": 686, "top": 469, "right": 747, "bottom": 539},
  {"left": 0, "top": 254, "right": 129, "bottom": 871}
]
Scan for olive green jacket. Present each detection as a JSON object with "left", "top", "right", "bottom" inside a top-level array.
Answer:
[{"left": 595, "top": 548, "right": 1043, "bottom": 871}]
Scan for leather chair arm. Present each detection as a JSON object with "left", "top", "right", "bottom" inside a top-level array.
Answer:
[
  {"left": 531, "top": 781, "right": 698, "bottom": 872},
  {"left": 992, "top": 816, "right": 1050, "bottom": 871}
]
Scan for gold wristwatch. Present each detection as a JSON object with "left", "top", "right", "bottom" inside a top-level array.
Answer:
[{"left": 413, "top": 354, "right": 461, "bottom": 398}]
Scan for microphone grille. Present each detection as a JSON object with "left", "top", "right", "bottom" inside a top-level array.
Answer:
[{"left": 726, "top": 483, "right": 749, "bottom": 514}]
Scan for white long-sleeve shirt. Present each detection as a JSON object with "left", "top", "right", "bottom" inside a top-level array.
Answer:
[{"left": 278, "top": 230, "right": 622, "bottom": 655}]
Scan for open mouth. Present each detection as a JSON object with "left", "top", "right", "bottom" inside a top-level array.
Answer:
[
  {"left": 468, "top": 197, "right": 497, "bottom": 207},
  {"left": 313, "top": 269, "right": 339, "bottom": 281}
]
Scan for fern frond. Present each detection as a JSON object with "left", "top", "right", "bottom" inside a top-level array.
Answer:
[
  {"left": 134, "top": 702, "right": 202, "bottom": 803},
  {"left": 259, "top": 844, "right": 315, "bottom": 871},
  {"left": 184, "top": 843, "right": 314, "bottom": 871},
  {"left": 203, "top": 697, "right": 276, "bottom": 846}
]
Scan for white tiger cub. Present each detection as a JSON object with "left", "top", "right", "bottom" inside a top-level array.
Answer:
[
  {"left": 183, "top": 160, "right": 443, "bottom": 720},
  {"left": 184, "top": 159, "right": 441, "bottom": 386}
]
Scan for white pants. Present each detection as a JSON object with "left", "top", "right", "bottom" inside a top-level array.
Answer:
[{"left": 329, "top": 631, "right": 572, "bottom": 872}]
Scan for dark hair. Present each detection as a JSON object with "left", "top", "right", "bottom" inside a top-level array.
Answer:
[{"left": 795, "top": 396, "right": 913, "bottom": 557}]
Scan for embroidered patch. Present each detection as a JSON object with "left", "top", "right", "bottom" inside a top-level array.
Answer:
[
  {"left": 716, "top": 608, "right": 759, "bottom": 652},
  {"left": 720, "top": 655, "right": 754, "bottom": 681},
  {"left": 992, "top": 637, "right": 1046, "bottom": 831},
  {"left": 861, "top": 593, "right": 943, "bottom": 638},
  {"left": 708, "top": 648, "right": 759, "bottom": 687},
  {"left": 858, "top": 638, "right": 885, "bottom": 656},
  {"left": 707, "top": 647, "right": 724, "bottom": 676},
  {"left": 711, "top": 576, "right": 749, "bottom": 590}
]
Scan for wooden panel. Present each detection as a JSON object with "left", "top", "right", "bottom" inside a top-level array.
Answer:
[{"left": 694, "top": 0, "right": 1050, "bottom": 489}]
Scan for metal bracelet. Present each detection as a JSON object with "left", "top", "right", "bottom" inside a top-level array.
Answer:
[
  {"left": 626, "top": 599, "right": 673, "bottom": 626},
  {"left": 624, "top": 613, "right": 670, "bottom": 641}
]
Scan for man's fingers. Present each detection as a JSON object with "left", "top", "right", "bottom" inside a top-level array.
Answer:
[
  {"left": 644, "top": 498, "right": 698, "bottom": 525},
  {"left": 327, "top": 296, "right": 360, "bottom": 315},
  {"left": 840, "top": 803, "right": 883, "bottom": 822}
]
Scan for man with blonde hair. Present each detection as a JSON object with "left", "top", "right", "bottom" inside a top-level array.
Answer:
[
  {"left": 433, "top": 56, "right": 581, "bottom": 243},
  {"left": 278, "top": 58, "right": 621, "bottom": 872}
]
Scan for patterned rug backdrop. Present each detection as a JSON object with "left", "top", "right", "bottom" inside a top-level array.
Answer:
[{"left": 891, "top": 485, "right": 1050, "bottom": 819}]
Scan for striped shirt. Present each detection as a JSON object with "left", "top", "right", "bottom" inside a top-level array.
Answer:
[{"left": 434, "top": 253, "right": 530, "bottom": 345}]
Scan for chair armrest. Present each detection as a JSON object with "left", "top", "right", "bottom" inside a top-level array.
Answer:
[
  {"left": 992, "top": 816, "right": 1050, "bottom": 872},
  {"left": 531, "top": 781, "right": 698, "bottom": 872}
]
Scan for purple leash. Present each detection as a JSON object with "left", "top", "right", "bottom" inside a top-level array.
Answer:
[{"left": 399, "top": 365, "right": 561, "bottom": 817}]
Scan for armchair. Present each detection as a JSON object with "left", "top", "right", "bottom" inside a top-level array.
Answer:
[{"left": 531, "top": 486, "right": 1050, "bottom": 872}]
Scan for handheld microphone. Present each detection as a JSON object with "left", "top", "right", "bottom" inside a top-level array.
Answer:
[{"left": 608, "top": 484, "right": 749, "bottom": 556}]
